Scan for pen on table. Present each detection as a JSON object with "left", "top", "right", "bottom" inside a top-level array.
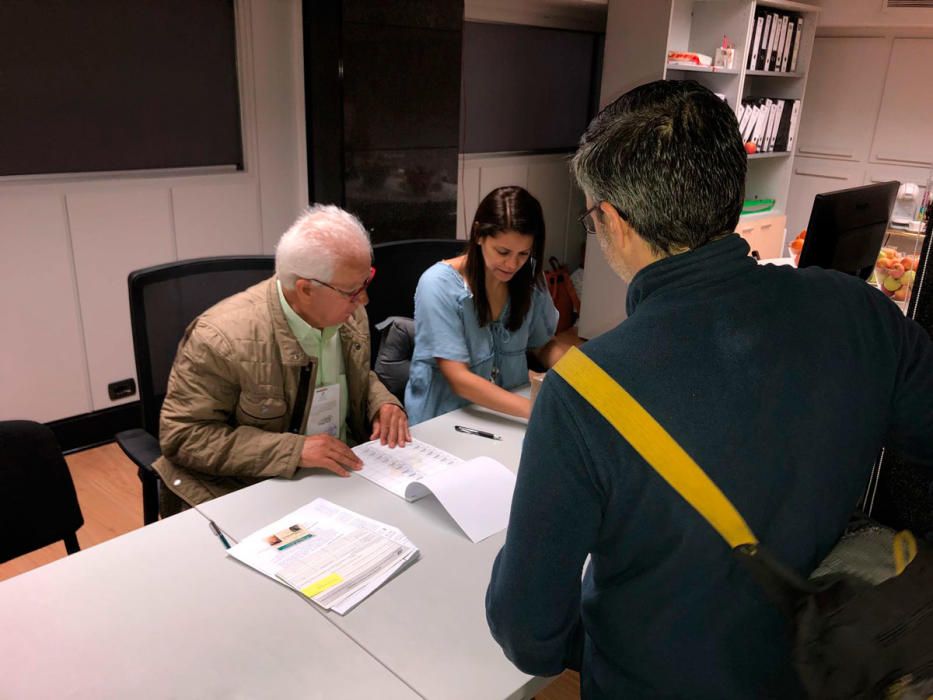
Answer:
[
  {"left": 454, "top": 425, "right": 502, "bottom": 441},
  {"left": 209, "top": 519, "right": 231, "bottom": 549}
]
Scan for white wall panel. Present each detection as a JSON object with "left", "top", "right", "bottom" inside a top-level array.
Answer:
[
  {"left": 786, "top": 157, "right": 865, "bottom": 243},
  {"left": 577, "top": 232, "right": 628, "bottom": 341},
  {"left": 478, "top": 164, "right": 529, "bottom": 196},
  {"left": 67, "top": 189, "right": 176, "bottom": 411},
  {"left": 0, "top": 193, "right": 91, "bottom": 422},
  {"left": 461, "top": 153, "right": 584, "bottom": 273},
  {"left": 814, "top": 0, "right": 933, "bottom": 28},
  {"left": 870, "top": 38, "right": 933, "bottom": 167},
  {"left": 248, "top": 0, "right": 308, "bottom": 251},
  {"left": 864, "top": 162, "right": 932, "bottom": 189},
  {"left": 527, "top": 158, "right": 575, "bottom": 265},
  {"left": 456, "top": 162, "right": 480, "bottom": 240},
  {"left": 173, "top": 182, "right": 262, "bottom": 259},
  {"left": 796, "top": 37, "right": 889, "bottom": 163},
  {"left": 565, "top": 181, "right": 587, "bottom": 271}
]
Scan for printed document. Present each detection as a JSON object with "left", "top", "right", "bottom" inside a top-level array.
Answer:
[
  {"left": 227, "top": 498, "right": 418, "bottom": 615},
  {"left": 354, "top": 438, "right": 516, "bottom": 543}
]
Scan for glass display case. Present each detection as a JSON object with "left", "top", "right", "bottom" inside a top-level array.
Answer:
[
  {"left": 870, "top": 228, "right": 926, "bottom": 314},
  {"left": 866, "top": 210, "right": 933, "bottom": 539}
]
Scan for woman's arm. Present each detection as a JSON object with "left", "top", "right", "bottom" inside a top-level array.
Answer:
[
  {"left": 530, "top": 327, "right": 583, "bottom": 369},
  {"left": 437, "top": 358, "right": 532, "bottom": 419}
]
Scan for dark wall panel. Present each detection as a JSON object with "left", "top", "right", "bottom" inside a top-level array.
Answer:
[
  {"left": 461, "top": 22, "right": 601, "bottom": 153},
  {"left": 343, "top": 23, "right": 461, "bottom": 151},
  {"left": 341, "top": 3, "right": 462, "bottom": 242},
  {"left": 0, "top": 0, "right": 242, "bottom": 176}
]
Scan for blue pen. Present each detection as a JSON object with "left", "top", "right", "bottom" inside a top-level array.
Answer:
[{"left": 209, "top": 520, "right": 231, "bottom": 549}]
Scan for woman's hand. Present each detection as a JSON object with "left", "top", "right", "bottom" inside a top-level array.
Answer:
[{"left": 437, "top": 358, "right": 532, "bottom": 420}]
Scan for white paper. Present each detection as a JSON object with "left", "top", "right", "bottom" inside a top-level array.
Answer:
[
  {"left": 354, "top": 439, "right": 516, "bottom": 543},
  {"left": 227, "top": 498, "right": 418, "bottom": 615},
  {"left": 409, "top": 456, "right": 516, "bottom": 543}
]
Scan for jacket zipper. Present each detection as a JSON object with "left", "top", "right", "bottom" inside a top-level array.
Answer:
[{"left": 289, "top": 362, "right": 313, "bottom": 434}]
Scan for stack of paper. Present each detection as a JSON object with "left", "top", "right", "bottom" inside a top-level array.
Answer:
[
  {"left": 353, "top": 438, "right": 516, "bottom": 543},
  {"left": 227, "top": 498, "right": 418, "bottom": 615}
]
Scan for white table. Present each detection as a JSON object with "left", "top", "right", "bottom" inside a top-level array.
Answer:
[
  {"left": 0, "top": 508, "right": 419, "bottom": 700},
  {"left": 199, "top": 403, "right": 550, "bottom": 700}
]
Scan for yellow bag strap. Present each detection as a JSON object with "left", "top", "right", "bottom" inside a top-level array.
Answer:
[
  {"left": 893, "top": 530, "right": 918, "bottom": 575},
  {"left": 553, "top": 347, "right": 758, "bottom": 549}
]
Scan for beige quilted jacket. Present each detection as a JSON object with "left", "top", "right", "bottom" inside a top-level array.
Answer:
[{"left": 153, "top": 277, "right": 400, "bottom": 506}]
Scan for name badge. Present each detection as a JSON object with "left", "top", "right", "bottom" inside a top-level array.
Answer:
[{"left": 305, "top": 383, "right": 341, "bottom": 437}]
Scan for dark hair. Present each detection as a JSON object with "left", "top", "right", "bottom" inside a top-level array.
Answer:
[
  {"left": 571, "top": 80, "right": 746, "bottom": 255},
  {"left": 464, "top": 186, "right": 546, "bottom": 331}
]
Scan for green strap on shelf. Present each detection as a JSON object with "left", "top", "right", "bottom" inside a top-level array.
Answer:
[{"left": 742, "top": 198, "right": 775, "bottom": 215}]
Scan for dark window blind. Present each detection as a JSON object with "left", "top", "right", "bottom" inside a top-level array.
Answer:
[{"left": 0, "top": 0, "right": 243, "bottom": 177}]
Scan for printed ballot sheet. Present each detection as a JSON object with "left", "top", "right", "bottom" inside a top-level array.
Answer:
[
  {"left": 227, "top": 498, "right": 418, "bottom": 615},
  {"left": 353, "top": 438, "right": 462, "bottom": 500},
  {"left": 354, "top": 439, "right": 517, "bottom": 543}
]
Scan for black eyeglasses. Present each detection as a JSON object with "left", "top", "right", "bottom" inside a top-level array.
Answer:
[
  {"left": 305, "top": 266, "right": 376, "bottom": 302},
  {"left": 578, "top": 202, "right": 628, "bottom": 235}
]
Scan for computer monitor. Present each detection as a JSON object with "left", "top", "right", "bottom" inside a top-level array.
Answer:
[{"left": 798, "top": 181, "right": 900, "bottom": 280}]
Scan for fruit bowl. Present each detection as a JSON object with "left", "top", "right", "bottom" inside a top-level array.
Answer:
[{"left": 874, "top": 246, "right": 918, "bottom": 311}]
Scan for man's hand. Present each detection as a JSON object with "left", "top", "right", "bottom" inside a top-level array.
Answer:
[
  {"left": 299, "top": 434, "right": 362, "bottom": 477},
  {"left": 370, "top": 403, "right": 410, "bottom": 448}
]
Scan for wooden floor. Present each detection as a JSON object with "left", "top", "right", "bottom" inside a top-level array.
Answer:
[
  {"left": 0, "top": 442, "right": 580, "bottom": 699},
  {"left": 0, "top": 442, "right": 143, "bottom": 581}
]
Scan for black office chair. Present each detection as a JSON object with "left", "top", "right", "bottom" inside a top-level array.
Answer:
[
  {"left": 115, "top": 256, "right": 275, "bottom": 525},
  {"left": 367, "top": 238, "right": 464, "bottom": 362},
  {"left": 366, "top": 239, "right": 464, "bottom": 398},
  {"left": 0, "top": 420, "right": 84, "bottom": 563}
]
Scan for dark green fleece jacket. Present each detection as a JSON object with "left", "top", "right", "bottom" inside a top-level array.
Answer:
[{"left": 487, "top": 234, "right": 933, "bottom": 699}]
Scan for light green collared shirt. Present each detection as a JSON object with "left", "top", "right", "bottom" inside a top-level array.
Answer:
[{"left": 277, "top": 279, "right": 349, "bottom": 442}]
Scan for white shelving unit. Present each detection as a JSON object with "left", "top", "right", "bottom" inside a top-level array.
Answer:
[
  {"left": 601, "top": 0, "right": 820, "bottom": 244},
  {"left": 579, "top": 0, "right": 820, "bottom": 338}
]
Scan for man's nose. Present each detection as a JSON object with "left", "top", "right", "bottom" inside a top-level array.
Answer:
[{"left": 355, "top": 289, "right": 369, "bottom": 306}]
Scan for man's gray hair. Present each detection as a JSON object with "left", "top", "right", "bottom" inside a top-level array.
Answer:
[
  {"left": 571, "top": 80, "right": 746, "bottom": 255},
  {"left": 275, "top": 204, "right": 372, "bottom": 289}
]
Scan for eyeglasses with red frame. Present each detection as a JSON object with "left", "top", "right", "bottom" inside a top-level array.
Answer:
[{"left": 306, "top": 266, "right": 376, "bottom": 303}]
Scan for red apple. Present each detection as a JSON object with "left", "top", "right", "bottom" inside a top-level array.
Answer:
[{"left": 744, "top": 142, "right": 757, "bottom": 155}]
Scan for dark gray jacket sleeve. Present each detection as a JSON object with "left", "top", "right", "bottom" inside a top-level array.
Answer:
[{"left": 486, "top": 375, "right": 601, "bottom": 676}]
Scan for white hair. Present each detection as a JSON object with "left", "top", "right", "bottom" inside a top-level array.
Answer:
[{"left": 275, "top": 204, "right": 372, "bottom": 290}]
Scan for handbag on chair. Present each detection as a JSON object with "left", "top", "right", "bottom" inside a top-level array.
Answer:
[
  {"left": 554, "top": 347, "right": 933, "bottom": 699},
  {"left": 545, "top": 257, "right": 580, "bottom": 334}
]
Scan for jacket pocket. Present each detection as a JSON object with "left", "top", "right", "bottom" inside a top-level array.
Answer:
[{"left": 235, "top": 393, "right": 288, "bottom": 427}]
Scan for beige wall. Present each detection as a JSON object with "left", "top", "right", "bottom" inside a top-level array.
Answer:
[
  {"left": 814, "top": 0, "right": 933, "bottom": 27},
  {"left": 0, "top": 0, "right": 307, "bottom": 423}
]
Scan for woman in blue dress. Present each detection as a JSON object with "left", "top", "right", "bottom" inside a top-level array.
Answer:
[{"left": 405, "top": 186, "right": 564, "bottom": 425}]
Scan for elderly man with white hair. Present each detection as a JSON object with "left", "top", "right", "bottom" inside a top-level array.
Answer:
[{"left": 153, "top": 204, "right": 408, "bottom": 517}]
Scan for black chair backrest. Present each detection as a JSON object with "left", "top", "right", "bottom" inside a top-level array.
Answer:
[
  {"left": 0, "top": 420, "right": 84, "bottom": 563},
  {"left": 128, "top": 256, "right": 275, "bottom": 436},
  {"left": 367, "top": 239, "right": 464, "bottom": 365}
]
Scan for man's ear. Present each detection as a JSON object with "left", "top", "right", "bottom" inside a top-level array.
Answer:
[
  {"left": 294, "top": 278, "right": 313, "bottom": 298},
  {"left": 598, "top": 201, "right": 631, "bottom": 250}
]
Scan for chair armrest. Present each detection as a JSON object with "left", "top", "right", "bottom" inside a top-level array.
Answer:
[{"left": 115, "top": 428, "right": 162, "bottom": 473}]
